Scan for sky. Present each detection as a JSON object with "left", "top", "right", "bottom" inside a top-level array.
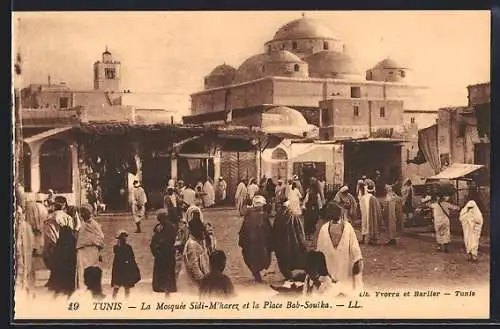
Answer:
[{"left": 12, "top": 11, "right": 490, "bottom": 115}]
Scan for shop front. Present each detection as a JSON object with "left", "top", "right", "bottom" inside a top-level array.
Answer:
[{"left": 343, "top": 139, "right": 404, "bottom": 192}]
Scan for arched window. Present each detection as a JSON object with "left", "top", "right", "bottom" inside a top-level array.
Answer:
[
  {"left": 366, "top": 70, "right": 373, "bottom": 80},
  {"left": 40, "top": 139, "right": 72, "bottom": 193},
  {"left": 23, "top": 142, "right": 31, "bottom": 192},
  {"left": 271, "top": 148, "right": 288, "bottom": 161},
  {"left": 294, "top": 64, "right": 300, "bottom": 72}
]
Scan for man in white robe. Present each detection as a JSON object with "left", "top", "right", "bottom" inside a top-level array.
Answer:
[
  {"left": 235, "top": 179, "right": 248, "bottom": 216},
  {"left": 131, "top": 181, "right": 147, "bottom": 233},
  {"left": 203, "top": 177, "right": 215, "bottom": 208},
  {"left": 247, "top": 179, "right": 259, "bottom": 200},
  {"left": 316, "top": 202, "right": 364, "bottom": 295},
  {"left": 459, "top": 200, "right": 484, "bottom": 262}
]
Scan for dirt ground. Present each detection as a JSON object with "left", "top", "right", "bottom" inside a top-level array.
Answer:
[{"left": 32, "top": 208, "right": 490, "bottom": 293}]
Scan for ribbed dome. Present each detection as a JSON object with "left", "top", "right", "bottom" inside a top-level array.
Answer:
[
  {"left": 267, "top": 50, "right": 305, "bottom": 63},
  {"left": 233, "top": 53, "right": 270, "bottom": 84},
  {"left": 272, "top": 17, "right": 336, "bottom": 41},
  {"left": 262, "top": 106, "right": 311, "bottom": 138},
  {"left": 304, "top": 51, "right": 359, "bottom": 78},
  {"left": 375, "top": 57, "right": 407, "bottom": 69},
  {"left": 209, "top": 64, "right": 236, "bottom": 76}
]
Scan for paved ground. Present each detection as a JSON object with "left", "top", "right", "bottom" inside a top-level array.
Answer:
[{"left": 32, "top": 207, "right": 490, "bottom": 294}]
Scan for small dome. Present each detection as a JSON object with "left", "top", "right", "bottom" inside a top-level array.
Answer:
[
  {"left": 208, "top": 64, "right": 236, "bottom": 76},
  {"left": 204, "top": 64, "right": 236, "bottom": 89},
  {"left": 272, "top": 17, "right": 337, "bottom": 41},
  {"left": 264, "top": 106, "right": 308, "bottom": 127},
  {"left": 304, "top": 51, "right": 359, "bottom": 78},
  {"left": 233, "top": 53, "right": 271, "bottom": 83},
  {"left": 375, "top": 57, "right": 407, "bottom": 69},
  {"left": 267, "top": 50, "right": 305, "bottom": 63},
  {"left": 262, "top": 106, "right": 310, "bottom": 136}
]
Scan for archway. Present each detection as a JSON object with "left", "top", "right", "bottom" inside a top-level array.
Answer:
[
  {"left": 23, "top": 142, "right": 31, "bottom": 192},
  {"left": 271, "top": 147, "right": 288, "bottom": 180},
  {"left": 85, "top": 137, "right": 137, "bottom": 212},
  {"left": 40, "top": 139, "right": 72, "bottom": 193}
]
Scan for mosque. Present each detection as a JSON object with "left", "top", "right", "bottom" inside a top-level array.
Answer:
[{"left": 184, "top": 15, "right": 436, "bottom": 192}]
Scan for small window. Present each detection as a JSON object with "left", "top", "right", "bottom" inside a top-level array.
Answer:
[
  {"left": 267, "top": 45, "right": 272, "bottom": 53},
  {"left": 321, "top": 108, "right": 331, "bottom": 127},
  {"left": 105, "top": 68, "right": 115, "bottom": 79},
  {"left": 323, "top": 41, "right": 329, "bottom": 50},
  {"left": 292, "top": 41, "right": 298, "bottom": 49},
  {"left": 410, "top": 117, "right": 415, "bottom": 124},
  {"left": 59, "top": 97, "right": 69, "bottom": 109},
  {"left": 353, "top": 106, "right": 359, "bottom": 117},
  {"left": 400, "top": 70, "right": 406, "bottom": 78},
  {"left": 459, "top": 121, "right": 466, "bottom": 137},
  {"left": 281, "top": 43, "right": 285, "bottom": 50},
  {"left": 351, "top": 86, "right": 361, "bottom": 98},
  {"left": 388, "top": 71, "right": 394, "bottom": 75},
  {"left": 380, "top": 106, "right": 386, "bottom": 117},
  {"left": 294, "top": 64, "right": 300, "bottom": 72},
  {"left": 262, "top": 65, "right": 265, "bottom": 73},
  {"left": 204, "top": 77, "right": 208, "bottom": 86}
]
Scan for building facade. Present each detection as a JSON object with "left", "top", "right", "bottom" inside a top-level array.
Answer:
[
  {"left": 19, "top": 49, "right": 190, "bottom": 210},
  {"left": 185, "top": 15, "right": 436, "bottom": 187}
]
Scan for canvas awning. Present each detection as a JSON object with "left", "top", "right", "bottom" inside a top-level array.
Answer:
[
  {"left": 427, "top": 163, "right": 485, "bottom": 180},
  {"left": 23, "top": 127, "right": 73, "bottom": 144}
]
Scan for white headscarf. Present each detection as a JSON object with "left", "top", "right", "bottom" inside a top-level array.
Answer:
[
  {"left": 459, "top": 200, "right": 483, "bottom": 225},
  {"left": 185, "top": 205, "right": 204, "bottom": 224},
  {"left": 252, "top": 195, "right": 267, "bottom": 207}
]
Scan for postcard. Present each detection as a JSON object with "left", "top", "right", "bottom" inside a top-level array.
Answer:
[{"left": 11, "top": 10, "right": 491, "bottom": 320}]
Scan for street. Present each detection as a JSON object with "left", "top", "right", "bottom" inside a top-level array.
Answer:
[{"left": 33, "top": 207, "right": 490, "bottom": 294}]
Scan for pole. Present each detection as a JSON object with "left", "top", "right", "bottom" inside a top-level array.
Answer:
[
  {"left": 14, "top": 17, "right": 24, "bottom": 189},
  {"left": 259, "top": 141, "right": 262, "bottom": 184}
]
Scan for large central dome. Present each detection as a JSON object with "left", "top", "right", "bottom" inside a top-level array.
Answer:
[{"left": 272, "top": 17, "right": 337, "bottom": 41}]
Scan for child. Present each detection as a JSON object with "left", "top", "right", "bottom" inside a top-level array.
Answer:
[
  {"left": 83, "top": 266, "right": 106, "bottom": 300},
  {"left": 111, "top": 230, "right": 141, "bottom": 298},
  {"left": 199, "top": 250, "right": 235, "bottom": 299},
  {"left": 302, "top": 251, "right": 336, "bottom": 296}
]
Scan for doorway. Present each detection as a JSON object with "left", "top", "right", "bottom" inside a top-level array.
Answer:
[
  {"left": 293, "top": 162, "right": 326, "bottom": 190},
  {"left": 86, "top": 137, "right": 136, "bottom": 212},
  {"left": 343, "top": 141, "right": 402, "bottom": 192}
]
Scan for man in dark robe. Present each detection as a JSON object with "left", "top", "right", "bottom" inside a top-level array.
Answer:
[
  {"left": 150, "top": 209, "right": 178, "bottom": 295},
  {"left": 47, "top": 225, "right": 77, "bottom": 296},
  {"left": 272, "top": 200, "right": 307, "bottom": 280},
  {"left": 238, "top": 195, "right": 272, "bottom": 282}
]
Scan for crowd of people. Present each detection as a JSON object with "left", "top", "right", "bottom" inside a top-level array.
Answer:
[{"left": 13, "top": 169, "right": 485, "bottom": 302}]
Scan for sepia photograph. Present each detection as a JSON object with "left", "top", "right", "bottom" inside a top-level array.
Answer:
[{"left": 11, "top": 10, "right": 491, "bottom": 320}]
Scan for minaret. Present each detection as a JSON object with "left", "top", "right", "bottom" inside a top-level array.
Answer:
[{"left": 93, "top": 46, "right": 121, "bottom": 92}]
